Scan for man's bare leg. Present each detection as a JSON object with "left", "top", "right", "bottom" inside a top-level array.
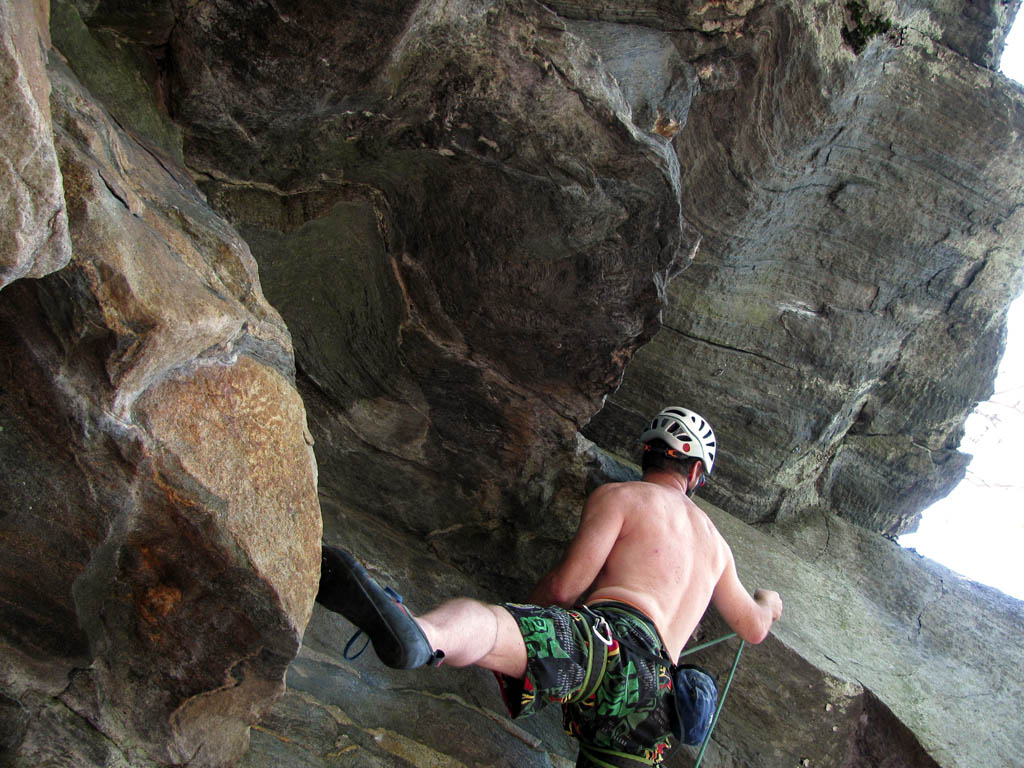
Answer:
[
  {"left": 316, "top": 545, "right": 523, "bottom": 672},
  {"left": 416, "top": 598, "right": 527, "bottom": 678}
]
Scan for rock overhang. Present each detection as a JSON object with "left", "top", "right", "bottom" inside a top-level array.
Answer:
[{"left": 1, "top": 0, "right": 1023, "bottom": 766}]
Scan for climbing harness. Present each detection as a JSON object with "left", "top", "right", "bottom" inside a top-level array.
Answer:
[
  {"left": 574, "top": 601, "right": 745, "bottom": 767},
  {"left": 344, "top": 593, "right": 744, "bottom": 768}
]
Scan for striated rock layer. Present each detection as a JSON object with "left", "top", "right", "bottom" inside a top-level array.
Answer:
[
  {"left": 583, "top": 6, "right": 1024, "bottom": 537},
  {"left": 1, "top": 0, "right": 1022, "bottom": 767}
]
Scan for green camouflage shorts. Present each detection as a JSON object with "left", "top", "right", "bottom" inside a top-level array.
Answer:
[{"left": 496, "top": 601, "right": 675, "bottom": 766}]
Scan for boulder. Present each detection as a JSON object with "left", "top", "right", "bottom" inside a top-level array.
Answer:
[
  {"left": 0, "top": 35, "right": 320, "bottom": 768},
  {"left": 0, "top": 0, "right": 71, "bottom": 288},
  {"left": 184, "top": 0, "right": 693, "bottom": 595}
]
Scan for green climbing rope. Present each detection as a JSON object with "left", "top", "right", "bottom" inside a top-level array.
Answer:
[
  {"left": 678, "top": 632, "right": 737, "bottom": 658},
  {"left": 679, "top": 633, "right": 746, "bottom": 768}
]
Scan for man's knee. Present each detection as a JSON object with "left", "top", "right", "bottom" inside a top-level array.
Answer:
[{"left": 487, "top": 603, "right": 527, "bottom": 671}]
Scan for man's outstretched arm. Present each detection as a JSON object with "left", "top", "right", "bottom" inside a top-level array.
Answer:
[
  {"left": 528, "top": 485, "right": 625, "bottom": 608},
  {"left": 710, "top": 547, "right": 782, "bottom": 644}
]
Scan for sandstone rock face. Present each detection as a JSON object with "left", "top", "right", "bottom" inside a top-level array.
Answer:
[
  {"left": 0, "top": 0, "right": 71, "bottom": 288},
  {"left": 1, "top": 0, "right": 1023, "bottom": 767},
  {"left": 699, "top": 490, "right": 1023, "bottom": 768},
  {"left": 0, "top": 11, "right": 321, "bottom": 767}
]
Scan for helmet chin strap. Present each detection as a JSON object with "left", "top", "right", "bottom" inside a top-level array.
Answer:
[{"left": 686, "top": 463, "right": 706, "bottom": 497}]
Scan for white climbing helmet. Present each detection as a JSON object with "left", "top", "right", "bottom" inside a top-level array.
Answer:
[{"left": 640, "top": 407, "right": 717, "bottom": 475}]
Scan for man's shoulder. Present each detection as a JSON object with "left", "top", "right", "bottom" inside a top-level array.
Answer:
[
  {"left": 583, "top": 481, "right": 648, "bottom": 513},
  {"left": 589, "top": 480, "right": 657, "bottom": 500},
  {"left": 597, "top": 481, "right": 723, "bottom": 532},
  {"left": 588, "top": 480, "right": 684, "bottom": 515}
]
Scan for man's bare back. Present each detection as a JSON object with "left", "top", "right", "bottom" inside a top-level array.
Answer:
[
  {"left": 528, "top": 469, "right": 780, "bottom": 661},
  {"left": 581, "top": 480, "right": 730, "bottom": 660}
]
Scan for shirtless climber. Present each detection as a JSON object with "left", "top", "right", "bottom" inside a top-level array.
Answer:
[{"left": 317, "top": 406, "right": 783, "bottom": 767}]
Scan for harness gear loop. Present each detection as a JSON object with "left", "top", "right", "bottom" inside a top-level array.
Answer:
[
  {"left": 562, "top": 602, "right": 746, "bottom": 768},
  {"left": 567, "top": 606, "right": 613, "bottom": 704},
  {"left": 578, "top": 743, "right": 661, "bottom": 767}
]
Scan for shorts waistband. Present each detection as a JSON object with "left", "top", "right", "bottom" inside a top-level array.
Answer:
[
  {"left": 585, "top": 595, "right": 656, "bottom": 624},
  {"left": 581, "top": 598, "right": 667, "bottom": 652}
]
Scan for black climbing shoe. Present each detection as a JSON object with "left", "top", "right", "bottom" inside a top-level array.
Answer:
[{"left": 317, "top": 544, "right": 444, "bottom": 669}]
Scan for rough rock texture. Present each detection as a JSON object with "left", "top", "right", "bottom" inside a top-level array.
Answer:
[
  {"left": 237, "top": 446, "right": 1024, "bottom": 768},
  {"left": 581, "top": 4, "right": 1024, "bottom": 537},
  {"left": 0, "top": 16, "right": 321, "bottom": 768},
  {"left": 1, "top": 0, "right": 1023, "bottom": 767},
  {"left": 184, "top": 0, "right": 694, "bottom": 596},
  {"left": 0, "top": 0, "right": 71, "bottom": 288},
  {"left": 696, "top": 491, "right": 1023, "bottom": 768}
]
